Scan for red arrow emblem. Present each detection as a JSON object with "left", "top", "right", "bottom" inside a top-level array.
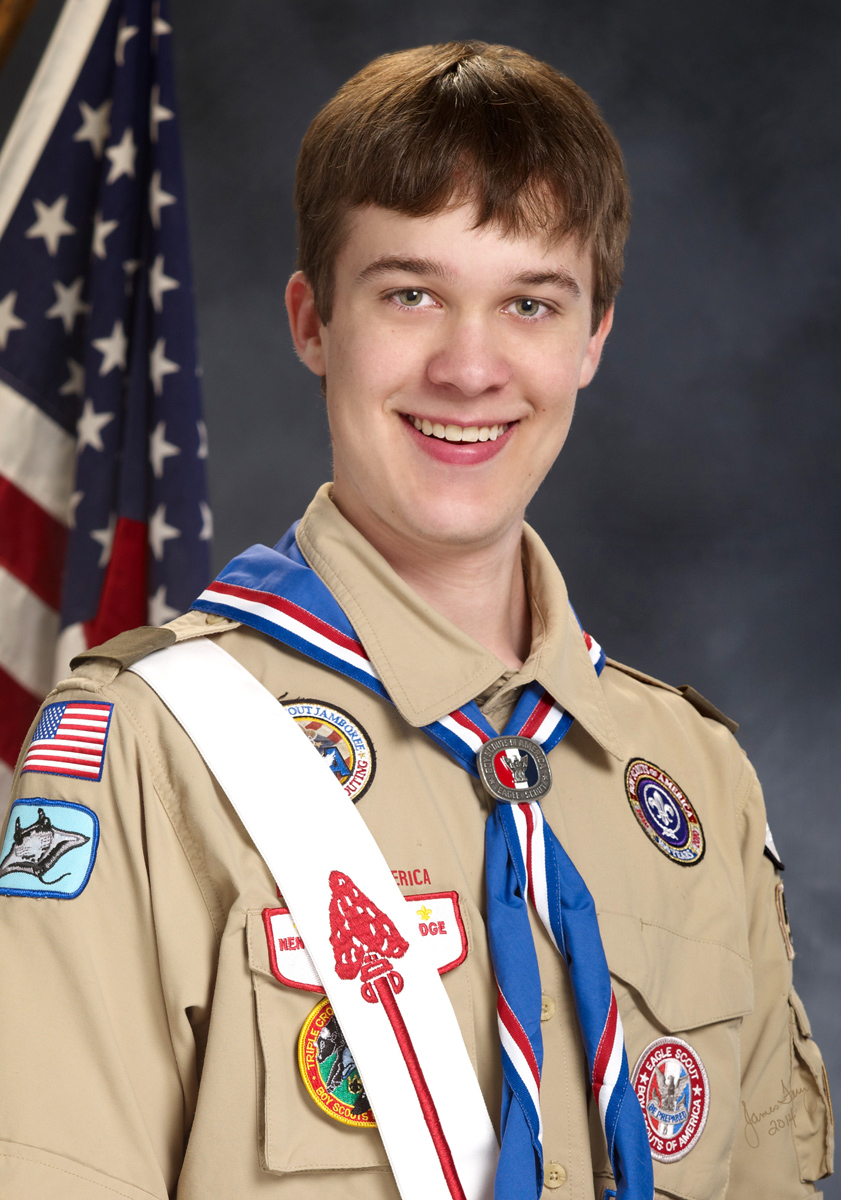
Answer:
[{"left": 328, "top": 870, "right": 466, "bottom": 1199}]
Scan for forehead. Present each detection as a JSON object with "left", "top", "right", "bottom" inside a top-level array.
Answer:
[{"left": 334, "top": 203, "right": 594, "bottom": 294}]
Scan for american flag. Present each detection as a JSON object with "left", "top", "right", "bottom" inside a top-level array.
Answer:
[
  {"left": 21, "top": 699, "right": 113, "bottom": 781},
  {"left": 0, "top": 0, "right": 210, "bottom": 809}
]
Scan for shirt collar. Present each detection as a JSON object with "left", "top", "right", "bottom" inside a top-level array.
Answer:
[{"left": 295, "top": 485, "right": 624, "bottom": 760}]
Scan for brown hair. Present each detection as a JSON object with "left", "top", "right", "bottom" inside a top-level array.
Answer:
[{"left": 294, "top": 42, "right": 630, "bottom": 332}]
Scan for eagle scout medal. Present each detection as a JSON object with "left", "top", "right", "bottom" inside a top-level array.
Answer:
[
  {"left": 281, "top": 700, "right": 376, "bottom": 802},
  {"left": 625, "top": 759, "right": 705, "bottom": 865},
  {"left": 631, "top": 1037, "right": 710, "bottom": 1161},
  {"left": 298, "top": 997, "right": 376, "bottom": 1127},
  {"left": 477, "top": 735, "right": 552, "bottom": 803}
]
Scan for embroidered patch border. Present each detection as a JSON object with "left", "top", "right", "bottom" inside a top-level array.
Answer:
[
  {"left": 625, "top": 758, "right": 705, "bottom": 866},
  {"left": 21, "top": 701, "right": 114, "bottom": 782},
  {"left": 281, "top": 699, "right": 376, "bottom": 803},
  {"left": 298, "top": 995, "right": 377, "bottom": 1128},
  {"left": 631, "top": 1036, "right": 710, "bottom": 1162},
  {"left": 0, "top": 799, "right": 100, "bottom": 899}
]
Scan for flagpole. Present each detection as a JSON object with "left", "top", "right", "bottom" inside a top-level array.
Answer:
[{"left": 0, "top": 0, "right": 37, "bottom": 72}]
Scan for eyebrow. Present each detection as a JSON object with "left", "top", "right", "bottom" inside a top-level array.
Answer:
[
  {"left": 357, "top": 256, "right": 457, "bottom": 284},
  {"left": 507, "top": 269, "right": 582, "bottom": 298}
]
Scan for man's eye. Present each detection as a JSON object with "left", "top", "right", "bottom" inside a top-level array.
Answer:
[
  {"left": 511, "top": 297, "right": 547, "bottom": 318},
  {"left": 395, "top": 288, "right": 425, "bottom": 307}
]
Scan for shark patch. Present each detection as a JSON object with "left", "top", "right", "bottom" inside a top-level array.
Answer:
[{"left": 0, "top": 800, "right": 100, "bottom": 899}]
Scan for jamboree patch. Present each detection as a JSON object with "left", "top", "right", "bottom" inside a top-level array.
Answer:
[
  {"left": 625, "top": 759, "right": 705, "bottom": 865},
  {"left": 631, "top": 1036, "right": 710, "bottom": 1161},
  {"left": 298, "top": 996, "right": 376, "bottom": 1128},
  {"left": 282, "top": 699, "right": 376, "bottom": 802},
  {"left": 0, "top": 800, "right": 100, "bottom": 899}
]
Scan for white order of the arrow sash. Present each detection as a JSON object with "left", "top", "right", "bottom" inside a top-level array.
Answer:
[{"left": 130, "top": 638, "right": 498, "bottom": 1200}]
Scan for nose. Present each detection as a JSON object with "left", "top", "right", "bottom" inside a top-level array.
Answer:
[{"left": 426, "top": 315, "right": 512, "bottom": 397}]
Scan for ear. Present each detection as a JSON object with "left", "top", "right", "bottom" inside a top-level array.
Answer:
[
  {"left": 285, "top": 271, "right": 327, "bottom": 377},
  {"left": 577, "top": 303, "right": 614, "bottom": 389}
]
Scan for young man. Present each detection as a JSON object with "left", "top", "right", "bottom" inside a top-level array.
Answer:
[{"left": 0, "top": 42, "right": 833, "bottom": 1200}]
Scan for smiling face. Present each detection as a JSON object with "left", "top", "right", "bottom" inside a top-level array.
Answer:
[{"left": 286, "top": 203, "right": 613, "bottom": 560}]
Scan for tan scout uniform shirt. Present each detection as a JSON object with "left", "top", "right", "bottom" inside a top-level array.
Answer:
[{"left": 0, "top": 486, "right": 833, "bottom": 1200}]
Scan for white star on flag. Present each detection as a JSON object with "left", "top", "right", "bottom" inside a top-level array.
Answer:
[
  {"left": 149, "top": 169, "right": 176, "bottom": 229},
  {"left": 92, "top": 210, "right": 119, "bottom": 259},
  {"left": 105, "top": 127, "right": 137, "bottom": 184},
  {"left": 0, "top": 290, "right": 26, "bottom": 349},
  {"left": 59, "top": 359, "right": 85, "bottom": 396},
  {"left": 197, "top": 419, "right": 208, "bottom": 459},
  {"left": 67, "top": 490, "right": 84, "bottom": 528},
  {"left": 150, "top": 84, "right": 174, "bottom": 143},
  {"left": 45, "top": 276, "right": 90, "bottom": 333},
  {"left": 149, "top": 253, "right": 179, "bottom": 311},
  {"left": 76, "top": 398, "right": 115, "bottom": 451},
  {"left": 149, "top": 503, "right": 180, "bottom": 560},
  {"left": 149, "top": 584, "right": 178, "bottom": 626},
  {"left": 152, "top": 2, "right": 172, "bottom": 39},
  {"left": 149, "top": 337, "right": 179, "bottom": 394},
  {"left": 25, "top": 195, "right": 76, "bottom": 255},
  {"left": 91, "top": 513, "right": 117, "bottom": 567},
  {"left": 73, "top": 99, "right": 112, "bottom": 158},
  {"left": 199, "top": 500, "right": 213, "bottom": 541},
  {"left": 115, "top": 16, "right": 138, "bottom": 66},
  {"left": 149, "top": 420, "right": 180, "bottom": 477},
  {"left": 92, "top": 319, "right": 127, "bottom": 374}
]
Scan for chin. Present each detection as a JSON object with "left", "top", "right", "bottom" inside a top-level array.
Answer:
[{"left": 399, "top": 497, "right": 512, "bottom": 549}]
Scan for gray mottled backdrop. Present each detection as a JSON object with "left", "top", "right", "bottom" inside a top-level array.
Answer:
[{"left": 2, "top": 0, "right": 839, "bottom": 1188}]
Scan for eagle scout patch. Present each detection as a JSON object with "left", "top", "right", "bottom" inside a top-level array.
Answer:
[
  {"left": 264, "top": 891, "right": 467, "bottom": 990},
  {"left": 625, "top": 759, "right": 705, "bottom": 865},
  {"left": 281, "top": 700, "right": 376, "bottom": 802},
  {"left": 21, "top": 700, "right": 113, "bottom": 781},
  {"left": 0, "top": 800, "right": 99, "bottom": 899},
  {"left": 298, "top": 996, "right": 376, "bottom": 1128},
  {"left": 632, "top": 1037, "right": 710, "bottom": 1161}
]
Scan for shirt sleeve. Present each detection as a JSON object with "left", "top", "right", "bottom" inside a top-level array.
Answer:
[
  {"left": 725, "top": 755, "right": 834, "bottom": 1198},
  {"left": 0, "top": 674, "right": 217, "bottom": 1200}
]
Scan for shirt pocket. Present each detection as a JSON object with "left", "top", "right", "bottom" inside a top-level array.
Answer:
[
  {"left": 788, "top": 987, "right": 834, "bottom": 1183},
  {"left": 245, "top": 906, "right": 477, "bottom": 1184},
  {"left": 597, "top": 911, "right": 754, "bottom": 1200}
]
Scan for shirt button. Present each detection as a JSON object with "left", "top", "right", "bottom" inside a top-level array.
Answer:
[
  {"left": 540, "top": 993, "right": 556, "bottom": 1022},
  {"left": 544, "top": 1162, "right": 567, "bottom": 1189}
]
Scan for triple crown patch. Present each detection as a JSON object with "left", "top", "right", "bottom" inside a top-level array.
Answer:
[{"left": 625, "top": 759, "right": 705, "bottom": 866}]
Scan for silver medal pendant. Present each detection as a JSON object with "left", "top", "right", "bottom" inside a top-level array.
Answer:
[{"left": 477, "top": 735, "right": 552, "bottom": 803}]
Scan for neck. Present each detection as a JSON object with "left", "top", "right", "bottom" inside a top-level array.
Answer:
[{"left": 331, "top": 494, "right": 531, "bottom": 670}]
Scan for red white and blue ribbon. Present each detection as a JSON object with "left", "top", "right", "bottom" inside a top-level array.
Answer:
[{"left": 192, "top": 525, "right": 652, "bottom": 1200}]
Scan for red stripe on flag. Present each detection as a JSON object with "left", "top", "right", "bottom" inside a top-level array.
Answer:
[
  {"left": 592, "top": 991, "right": 619, "bottom": 1102},
  {"left": 0, "top": 476, "right": 67, "bottom": 608},
  {"left": 83, "top": 517, "right": 147, "bottom": 648},
  {"left": 0, "top": 663, "right": 41, "bottom": 768},
  {"left": 497, "top": 986, "right": 541, "bottom": 1090}
]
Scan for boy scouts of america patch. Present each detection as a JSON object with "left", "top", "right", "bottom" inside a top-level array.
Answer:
[
  {"left": 0, "top": 800, "right": 99, "bottom": 899},
  {"left": 631, "top": 1036, "right": 710, "bottom": 1161},
  {"left": 625, "top": 759, "right": 705, "bottom": 865},
  {"left": 298, "top": 996, "right": 376, "bottom": 1128},
  {"left": 281, "top": 700, "right": 376, "bottom": 802}
]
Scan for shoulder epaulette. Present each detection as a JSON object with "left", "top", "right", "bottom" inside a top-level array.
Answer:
[
  {"left": 604, "top": 657, "right": 738, "bottom": 733},
  {"left": 70, "top": 626, "right": 176, "bottom": 671}
]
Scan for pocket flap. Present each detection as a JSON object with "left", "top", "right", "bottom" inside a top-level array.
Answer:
[{"left": 599, "top": 911, "right": 754, "bottom": 1032}]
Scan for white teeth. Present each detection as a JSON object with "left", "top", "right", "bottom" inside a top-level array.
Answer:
[{"left": 409, "top": 416, "right": 510, "bottom": 442}]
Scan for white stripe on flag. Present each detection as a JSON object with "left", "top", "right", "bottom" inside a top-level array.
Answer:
[
  {"left": 54, "top": 622, "right": 87, "bottom": 685},
  {"left": 0, "top": 758, "right": 13, "bottom": 829},
  {"left": 597, "top": 1008, "right": 626, "bottom": 1134},
  {"left": 0, "top": 382, "right": 75, "bottom": 523},
  {"left": 0, "top": 564, "right": 60, "bottom": 697},
  {"left": 0, "top": 0, "right": 111, "bottom": 242},
  {"left": 199, "top": 589, "right": 379, "bottom": 682},
  {"left": 497, "top": 1012, "right": 543, "bottom": 1141}
]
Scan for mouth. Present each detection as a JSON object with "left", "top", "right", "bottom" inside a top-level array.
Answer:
[{"left": 403, "top": 415, "right": 512, "bottom": 443}]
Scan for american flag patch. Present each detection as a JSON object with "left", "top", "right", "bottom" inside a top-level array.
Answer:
[{"left": 21, "top": 701, "right": 113, "bottom": 782}]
